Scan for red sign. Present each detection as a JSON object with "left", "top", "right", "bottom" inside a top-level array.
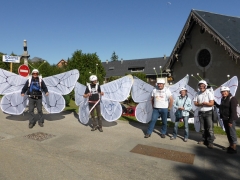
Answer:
[{"left": 18, "top": 64, "right": 30, "bottom": 77}]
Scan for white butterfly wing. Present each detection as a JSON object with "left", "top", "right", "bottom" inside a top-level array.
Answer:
[
  {"left": 42, "top": 90, "right": 65, "bottom": 113},
  {"left": 78, "top": 98, "right": 90, "bottom": 124},
  {"left": 100, "top": 75, "right": 133, "bottom": 102},
  {"left": 43, "top": 69, "right": 79, "bottom": 95},
  {"left": 135, "top": 101, "right": 153, "bottom": 123},
  {"left": 100, "top": 99, "right": 122, "bottom": 122},
  {"left": 0, "top": 68, "right": 27, "bottom": 94},
  {"left": 131, "top": 76, "right": 154, "bottom": 102},
  {"left": 74, "top": 82, "right": 86, "bottom": 106},
  {"left": 0, "top": 90, "right": 28, "bottom": 115},
  {"left": 168, "top": 75, "right": 189, "bottom": 99},
  {"left": 214, "top": 76, "right": 238, "bottom": 105}
]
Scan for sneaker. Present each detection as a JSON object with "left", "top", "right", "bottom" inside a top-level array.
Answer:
[
  {"left": 170, "top": 136, "right": 176, "bottom": 140},
  {"left": 144, "top": 134, "right": 151, "bottom": 138},
  {"left": 39, "top": 123, "right": 44, "bottom": 127},
  {"left": 91, "top": 126, "right": 97, "bottom": 131},
  {"left": 208, "top": 144, "right": 214, "bottom": 149},
  {"left": 227, "top": 147, "right": 237, "bottom": 154},
  {"left": 98, "top": 127, "right": 103, "bottom": 132},
  {"left": 184, "top": 138, "right": 188, "bottom": 142},
  {"left": 160, "top": 134, "right": 165, "bottom": 138},
  {"left": 29, "top": 124, "right": 34, "bottom": 129}
]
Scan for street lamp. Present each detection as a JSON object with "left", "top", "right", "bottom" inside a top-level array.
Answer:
[
  {"left": 22, "top": 40, "right": 30, "bottom": 65},
  {"left": 96, "top": 63, "right": 98, "bottom": 75}
]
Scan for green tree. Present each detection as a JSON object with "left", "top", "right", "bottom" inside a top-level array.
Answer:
[
  {"left": 67, "top": 50, "right": 106, "bottom": 85},
  {"left": 126, "top": 72, "right": 147, "bottom": 82},
  {"left": 110, "top": 51, "right": 118, "bottom": 61}
]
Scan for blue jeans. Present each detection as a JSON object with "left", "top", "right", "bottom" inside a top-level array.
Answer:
[
  {"left": 147, "top": 108, "right": 168, "bottom": 135},
  {"left": 172, "top": 116, "right": 189, "bottom": 139},
  {"left": 199, "top": 110, "right": 214, "bottom": 144}
]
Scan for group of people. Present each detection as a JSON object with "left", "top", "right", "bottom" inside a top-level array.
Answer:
[
  {"left": 144, "top": 78, "right": 238, "bottom": 154},
  {"left": 22, "top": 70, "right": 238, "bottom": 154}
]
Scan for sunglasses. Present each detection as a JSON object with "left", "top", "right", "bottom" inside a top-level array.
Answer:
[{"left": 32, "top": 73, "right": 38, "bottom": 75}]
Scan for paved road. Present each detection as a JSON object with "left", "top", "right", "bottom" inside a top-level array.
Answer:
[{"left": 0, "top": 110, "right": 239, "bottom": 180}]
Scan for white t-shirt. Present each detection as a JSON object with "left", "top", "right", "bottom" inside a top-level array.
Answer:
[
  {"left": 152, "top": 87, "right": 172, "bottom": 108},
  {"left": 193, "top": 89, "right": 214, "bottom": 111}
]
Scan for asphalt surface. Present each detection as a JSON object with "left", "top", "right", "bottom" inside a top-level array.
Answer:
[{"left": 0, "top": 110, "right": 240, "bottom": 180}]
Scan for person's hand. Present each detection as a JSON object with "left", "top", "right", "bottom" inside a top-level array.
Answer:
[
  {"left": 228, "top": 123, "right": 232, "bottom": 127},
  {"left": 45, "top": 92, "right": 49, "bottom": 96},
  {"left": 21, "top": 93, "right": 25, "bottom": 97},
  {"left": 100, "top": 92, "right": 104, "bottom": 96},
  {"left": 178, "top": 107, "right": 184, "bottom": 110}
]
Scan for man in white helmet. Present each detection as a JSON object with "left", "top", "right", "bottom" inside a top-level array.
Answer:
[
  {"left": 83, "top": 75, "right": 104, "bottom": 132},
  {"left": 21, "top": 69, "right": 49, "bottom": 128},
  {"left": 217, "top": 86, "right": 238, "bottom": 154},
  {"left": 145, "top": 78, "right": 173, "bottom": 138},
  {"left": 193, "top": 80, "right": 215, "bottom": 149}
]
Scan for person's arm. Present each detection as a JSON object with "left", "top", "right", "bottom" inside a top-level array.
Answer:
[
  {"left": 21, "top": 80, "right": 29, "bottom": 96},
  {"left": 98, "top": 85, "right": 104, "bottom": 96},
  {"left": 202, "top": 100, "right": 214, "bottom": 107},
  {"left": 184, "top": 98, "right": 192, "bottom": 111},
  {"left": 83, "top": 87, "right": 90, "bottom": 98},
  {"left": 41, "top": 80, "right": 49, "bottom": 96},
  {"left": 229, "top": 97, "right": 238, "bottom": 124}
]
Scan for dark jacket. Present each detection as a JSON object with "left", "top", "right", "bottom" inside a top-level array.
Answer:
[
  {"left": 21, "top": 77, "right": 48, "bottom": 99},
  {"left": 219, "top": 93, "right": 238, "bottom": 123}
]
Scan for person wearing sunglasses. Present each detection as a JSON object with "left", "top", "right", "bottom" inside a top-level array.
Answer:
[{"left": 21, "top": 69, "right": 49, "bottom": 128}]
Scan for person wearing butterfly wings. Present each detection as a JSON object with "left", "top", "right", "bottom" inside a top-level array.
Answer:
[
  {"left": 21, "top": 69, "right": 49, "bottom": 129},
  {"left": 216, "top": 86, "right": 238, "bottom": 154},
  {"left": 193, "top": 80, "right": 215, "bottom": 149},
  {"left": 83, "top": 75, "right": 104, "bottom": 132},
  {"left": 144, "top": 78, "right": 173, "bottom": 138},
  {"left": 171, "top": 87, "right": 192, "bottom": 142}
]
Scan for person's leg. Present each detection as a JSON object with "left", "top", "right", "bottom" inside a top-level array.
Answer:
[
  {"left": 146, "top": 108, "right": 160, "bottom": 135},
  {"left": 96, "top": 104, "right": 103, "bottom": 132},
  {"left": 205, "top": 111, "right": 214, "bottom": 146},
  {"left": 28, "top": 98, "right": 36, "bottom": 127},
  {"left": 183, "top": 116, "right": 189, "bottom": 140},
  {"left": 36, "top": 98, "right": 44, "bottom": 126},
  {"left": 228, "top": 121, "right": 238, "bottom": 153},
  {"left": 89, "top": 105, "right": 97, "bottom": 130},
  {"left": 160, "top": 108, "right": 168, "bottom": 135},
  {"left": 172, "top": 120, "right": 179, "bottom": 139}
]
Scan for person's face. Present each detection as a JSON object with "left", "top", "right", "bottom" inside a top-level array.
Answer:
[
  {"left": 157, "top": 83, "right": 164, "bottom": 90},
  {"left": 92, "top": 80, "right": 97, "bottom": 84},
  {"left": 198, "top": 83, "right": 206, "bottom": 92},
  {"left": 32, "top": 72, "right": 38, "bottom": 78},
  {"left": 180, "top": 90, "right": 187, "bottom": 96},
  {"left": 221, "top": 90, "right": 229, "bottom": 97}
]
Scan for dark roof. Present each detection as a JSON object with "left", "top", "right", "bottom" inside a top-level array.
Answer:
[
  {"left": 166, "top": 9, "right": 240, "bottom": 69},
  {"left": 193, "top": 9, "right": 240, "bottom": 53},
  {"left": 102, "top": 57, "right": 168, "bottom": 78}
]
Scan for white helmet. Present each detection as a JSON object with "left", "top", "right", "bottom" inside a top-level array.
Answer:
[
  {"left": 179, "top": 87, "right": 187, "bottom": 93},
  {"left": 32, "top": 69, "right": 39, "bottom": 74},
  {"left": 89, "top": 75, "right": 97, "bottom": 81},
  {"left": 156, "top": 78, "right": 165, "bottom": 84},
  {"left": 198, "top": 80, "right": 208, "bottom": 87},
  {"left": 220, "top": 86, "right": 230, "bottom": 92}
]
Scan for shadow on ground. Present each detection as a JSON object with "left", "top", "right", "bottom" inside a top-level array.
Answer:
[{"left": 174, "top": 144, "right": 240, "bottom": 180}]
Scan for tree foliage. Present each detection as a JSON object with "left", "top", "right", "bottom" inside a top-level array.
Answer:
[
  {"left": 66, "top": 50, "right": 106, "bottom": 85},
  {"left": 110, "top": 51, "right": 118, "bottom": 61}
]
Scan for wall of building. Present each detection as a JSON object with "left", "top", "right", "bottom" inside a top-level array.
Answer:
[{"left": 172, "top": 24, "right": 240, "bottom": 101}]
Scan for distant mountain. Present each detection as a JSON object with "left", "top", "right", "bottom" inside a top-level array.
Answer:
[{"left": 29, "top": 57, "right": 45, "bottom": 62}]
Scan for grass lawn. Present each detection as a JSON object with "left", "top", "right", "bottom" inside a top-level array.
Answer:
[{"left": 64, "top": 99, "right": 240, "bottom": 137}]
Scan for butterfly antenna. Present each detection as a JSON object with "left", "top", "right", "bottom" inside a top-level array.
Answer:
[
  {"left": 159, "top": 66, "right": 162, "bottom": 78},
  {"left": 28, "top": 63, "right": 35, "bottom": 69},
  {"left": 227, "top": 75, "right": 230, "bottom": 80},
  {"left": 191, "top": 74, "right": 200, "bottom": 81},
  {"left": 153, "top": 67, "right": 158, "bottom": 78},
  {"left": 197, "top": 73, "right": 203, "bottom": 80}
]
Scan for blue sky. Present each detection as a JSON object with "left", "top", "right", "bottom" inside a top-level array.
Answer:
[{"left": 1, "top": 0, "right": 240, "bottom": 64}]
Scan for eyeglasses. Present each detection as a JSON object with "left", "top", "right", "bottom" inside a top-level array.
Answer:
[{"left": 32, "top": 73, "right": 38, "bottom": 75}]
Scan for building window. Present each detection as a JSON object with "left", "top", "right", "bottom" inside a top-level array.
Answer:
[{"left": 197, "top": 49, "right": 211, "bottom": 67}]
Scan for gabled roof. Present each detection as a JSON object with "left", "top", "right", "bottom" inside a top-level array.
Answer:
[
  {"left": 166, "top": 9, "right": 240, "bottom": 69},
  {"left": 102, "top": 57, "right": 168, "bottom": 78}
]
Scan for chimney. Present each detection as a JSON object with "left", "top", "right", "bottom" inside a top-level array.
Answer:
[
  {"left": 121, "top": 58, "right": 123, "bottom": 64},
  {"left": 106, "top": 59, "right": 108, "bottom": 64},
  {"left": 164, "top": 54, "right": 166, "bottom": 60}
]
